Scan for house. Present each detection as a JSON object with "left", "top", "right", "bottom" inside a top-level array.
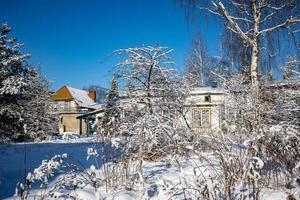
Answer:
[
  {"left": 180, "top": 87, "right": 225, "bottom": 131},
  {"left": 51, "top": 85, "right": 101, "bottom": 134},
  {"left": 73, "top": 86, "right": 225, "bottom": 134},
  {"left": 118, "top": 86, "right": 225, "bottom": 132}
]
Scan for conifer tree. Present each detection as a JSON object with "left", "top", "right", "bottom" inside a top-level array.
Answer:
[
  {"left": 0, "top": 23, "right": 57, "bottom": 142},
  {"left": 23, "top": 69, "right": 58, "bottom": 139},
  {"left": 100, "top": 77, "right": 120, "bottom": 136},
  {"left": 0, "top": 23, "right": 31, "bottom": 142}
]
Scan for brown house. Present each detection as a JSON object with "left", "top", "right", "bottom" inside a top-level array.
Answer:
[{"left": 51, "top": 85, "right": 100, "bottom": 134}]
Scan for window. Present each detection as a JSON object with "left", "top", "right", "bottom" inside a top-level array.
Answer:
[
  {"left": 64, "top": 101, "right": 71, "bottom": 111},
  {"left": 60, "top": 117, "right": 63, "bottom": 124},
  {"left": 205, "top": 95, "right": 211, "bottom": 102},
  {"left": 192, "top": 108, "right": 211, "bottom": 128}
]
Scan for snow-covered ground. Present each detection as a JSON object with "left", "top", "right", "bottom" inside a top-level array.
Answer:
[
  {"left": 40, "top": 133, "right": 99, "bottom": 144},
  {"left": 0, "top": 140, "right": 102, "bottom": 199},
  {"left": 0, "top": 133, "right": 296, "bottom": 200},
  {"left": 1, "top": 146, "right": 292, "bottom": 200}
]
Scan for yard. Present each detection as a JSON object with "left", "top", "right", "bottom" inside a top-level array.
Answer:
[
  {"left": 0, "top": 139, "right": 294, "bottom": 200},
  {"left": 0, "top": 141, "right": 101, "bottom": 199}
]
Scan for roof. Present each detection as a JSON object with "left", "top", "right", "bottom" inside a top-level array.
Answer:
[
  {"left": 117, "top": 87, "right": 225, "bottom": 99},
  {"left": 189, "top": 87, "right": 224, "bottom": 95},
  {"left": 87, "top": 103, "right": 105, "bottom": 110},
  {"left": 66, "top": 86, "right": 97, "bottom": 108},
  {"left": 77, "top": 107, "right": 105, "bottom": 119}
]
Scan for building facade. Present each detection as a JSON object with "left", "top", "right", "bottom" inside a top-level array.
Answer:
[
  {"left": 51, "top": 86, "right": 99, "bottom": 134},
  {"left": 118, "top": 87, "right": 225, "bottom": 132},
  {"left": 180, "top": 87, "right": 224, "bottom": 131},
  {"left": 52, "top": 86, "right": 225, "bottom": 135}
]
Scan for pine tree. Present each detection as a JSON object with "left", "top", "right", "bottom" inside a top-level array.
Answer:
[
  {"left": 0, "top": 23, "right": 31, "bottom": 142},
  {"left": 22, "top": 68, "right": 58, "bottom": 140},
  {"left": 99, "top": 77, "right": 120, "bottom": 136},
  {"left": 0, "top": 23, "right": 57, "bottom": 142}
]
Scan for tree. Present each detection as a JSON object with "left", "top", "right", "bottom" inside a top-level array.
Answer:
[
  {"left": 0, "top": 23, "right": 32, "bottom": 142},
  {"left": 98, "top": 76, "right": 120, "bottom": 136},
  {"left": 185, "top": 33, "right": 237, "bottom": 87},
  {"left": 282, "top": 57, "right": 300, "bottom": 80},
  {"left": 180, "top": 0, "right": 300, "bottom": 86},
  {"left": 185, "top": 35, "right": 208, "bottom": 87},
  {"left": 115, "top": 46, "right": 180, "bottom": 115},
  {"left": 221, "top": 29, "right": 252, "bottom": 78},
  {"left": 114, "top": 46, "right": 189, "bottom": 156},
  {"left": 0, "top": 23, "right": 57, "bottom": 142},
  {"left": 22, "top": 69, "right": 58, "bottom": 139}
]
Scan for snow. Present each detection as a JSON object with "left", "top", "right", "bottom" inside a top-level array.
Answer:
[
  {"left": 0, "top": 142, "right": 102, "bottom": 199},
  {"left": 66, "top": 86, "right": 97, "bottom": 108},
  {"left": 260, "top": 189, "right": 288, "bottom": 200},
  {"left": 2, "top": 150, "right": 293, "bottom": 200},
  {"left": 189, "top": 87, "right": 224, "bottom": 95},
  {"left": 7, "top": 133, "right": 99, "bottom": 144}
]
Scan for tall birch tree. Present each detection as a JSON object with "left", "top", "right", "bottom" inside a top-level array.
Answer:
[{"left": 180, "top": 0, "right": 300, "bottom": 86}]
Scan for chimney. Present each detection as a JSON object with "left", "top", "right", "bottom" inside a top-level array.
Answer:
[{"left": 88, "top": 89, "right": 96, "bottom": 102}]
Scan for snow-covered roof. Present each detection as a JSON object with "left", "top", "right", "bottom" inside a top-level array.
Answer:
[
  {"left": 66, "top": 86, "right": 97, "bottom": 108},
  {"left": 88, "top": 103, "right": 105, "bottom": 110},
  {"left": 77, "top": 106, "right": 105, "bottom": 119},
  {"left": 190, "top": 87, "right": 224, "bottom": 95}
]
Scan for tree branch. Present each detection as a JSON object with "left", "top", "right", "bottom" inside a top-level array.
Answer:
[{"left": 259, "top": 17, "right": 300, "bottom": 35}]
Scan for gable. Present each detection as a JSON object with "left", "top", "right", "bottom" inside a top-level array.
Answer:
[{"left": 51, "top": 86, "right": 74, "bottom": 101}]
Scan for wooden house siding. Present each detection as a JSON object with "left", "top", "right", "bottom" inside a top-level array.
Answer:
[{"left": 51, "top": 86, "right": 74, "bottom": 101}]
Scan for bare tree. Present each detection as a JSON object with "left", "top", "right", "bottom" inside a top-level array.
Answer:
[
  {"left": 282, "top": 56, "right": 300, "bottom": 80},
  {"left": 185, "top": 35, "right": 207, "bottom": 87},
  {"left": 179, "top": 0, "right": 300, "bottom": 87},
  {"left": 185, "top": 34, "right": 235, "bottom": 87}
]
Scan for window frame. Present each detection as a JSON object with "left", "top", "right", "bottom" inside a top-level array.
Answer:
[
  {"left": 192, "top": 107, "right": 212, "bottom": 128},
  {"left": 63, "top": 101, "right": 71, "bottom": 111},
  {"left": 204, "top": 95, "right": 211, "bottom": 102}
]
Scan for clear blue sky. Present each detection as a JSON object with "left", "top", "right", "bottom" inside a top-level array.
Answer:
[{"left": 1, "top": 0, "right": 221, "bottom": 90}]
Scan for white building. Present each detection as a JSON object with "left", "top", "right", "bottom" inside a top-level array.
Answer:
[
  {"left": 78, "top": 86, "right": 225, "bottom": 134},
  {"left": 181, "top": 87, "right": 224, "bottom": 132}
]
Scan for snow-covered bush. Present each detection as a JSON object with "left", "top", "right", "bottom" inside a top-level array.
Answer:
[
  {"left": 14, "top": 153, "right": 67, "bottom": 199},
  {"left": 208, "top": 70, "right": 300, "bottom": 194},
  {"left": 188, "top": 130, "right": 266, "bottom": 199}
]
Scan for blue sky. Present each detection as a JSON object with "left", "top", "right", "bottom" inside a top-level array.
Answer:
[{"left": 1, "top": 0, "right": 221, "bottom": 90}]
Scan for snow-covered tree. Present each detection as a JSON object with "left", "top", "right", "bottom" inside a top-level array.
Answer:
[
  {"left": 0, "top": 23, "right": 31, "bottom": 142},
  {"left": 185, "top": 33, "right": 238, "bottom": 88},
  {"left": 115, "top": 46, "right": 189, "bottom": 156},
  {"left": 22, "top": 69, "right": 58, "bottom": 140},
  {"left": 282, "top": 57, "right": 300, "bottom": 80},
  {"left": 0, "top": 23, "right": 57, "bottom": 142},
  {"left": 97, "top": 76, "right": 120, "bottom": 137}
]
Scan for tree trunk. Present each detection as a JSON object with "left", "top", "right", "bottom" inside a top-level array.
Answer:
[
  {"left": 250, "top": 0, "right": 261, "bottom": 87},
  {"left": 250, "top": 39, "right": 259, "bottom": 86}
]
